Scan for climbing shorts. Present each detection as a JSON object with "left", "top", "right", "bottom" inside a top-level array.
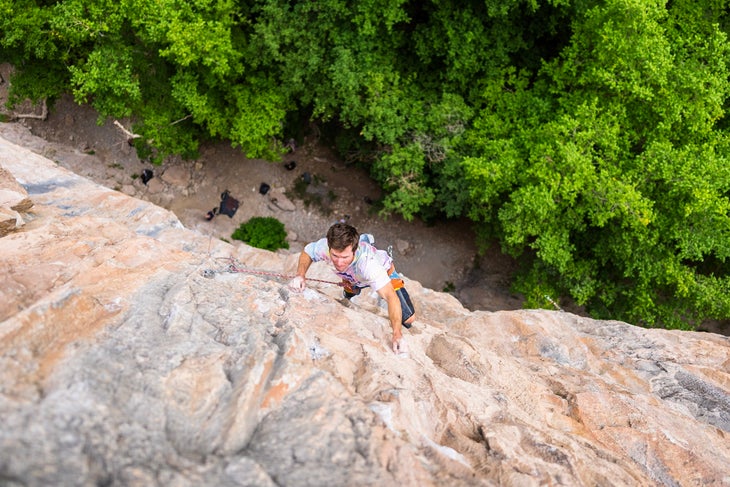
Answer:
[
  {"left": 389, "top": 271, "right": 415, "bottom": 327},
  {"left": 342, "top": 270, "right": 415, "bottom": 327}
]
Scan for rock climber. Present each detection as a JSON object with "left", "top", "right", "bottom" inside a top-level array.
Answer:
[{"left": 288, "top": 223, "right": 415, "bottom": 354}]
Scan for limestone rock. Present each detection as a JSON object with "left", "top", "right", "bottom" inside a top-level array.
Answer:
[
  {"left": 144, "top": 175, "right": 165, "bottom": 193},
  {"left": 160, "top": 164, "right": 191, "bottom": 188},
  {"left": 0, "top": 164, "right": 33, "bottom": 236},
  {"left": 268, "top": 187, "right": 296, "bottom": 211},
  {"left": 1, "top": 132, "right": 730, "bottom": 486},
  {"left": 396, "top": 238, "right": 410, "bottom": 255},
  {"left": 0, "top": 165, "right": 33, "bottom": 212}
]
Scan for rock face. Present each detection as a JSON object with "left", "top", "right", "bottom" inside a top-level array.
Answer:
[
  {"left": 0, "top": 164, "right": 33, "bottom": 236},
  {"left": 1, "top": 130, "right": 730, "bottom": 487}
]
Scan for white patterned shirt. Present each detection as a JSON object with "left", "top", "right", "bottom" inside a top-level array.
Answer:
[{"left": 304, "top": 236, "right": 393, "bottom": 291}]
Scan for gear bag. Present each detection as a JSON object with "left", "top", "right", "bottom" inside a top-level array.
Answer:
[{"left": 219, "top": 190, "right": 239, "bottom": 218}]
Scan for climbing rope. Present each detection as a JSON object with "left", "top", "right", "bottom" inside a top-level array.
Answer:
[{"left": 203, "top": 257, "right": 344, "bottom": 286}]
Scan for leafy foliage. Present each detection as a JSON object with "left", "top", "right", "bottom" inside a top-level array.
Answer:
[
  {"left": 232, "top": 217, "right": 289, "bottom": 252},
  {"left": 2, "top": 0, "right": 730, "bottom": 329}
]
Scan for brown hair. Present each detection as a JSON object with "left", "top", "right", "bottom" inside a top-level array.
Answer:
[{"left": 326, "top": 223, "right": 360, "bottom": 252}]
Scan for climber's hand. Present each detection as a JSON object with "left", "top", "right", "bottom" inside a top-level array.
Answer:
[
  {"left": 392, "top": 336, "right": 407, "bottom": 355},
  {"left": 288, "top": 275, "right": 306, "bottom": 292}
]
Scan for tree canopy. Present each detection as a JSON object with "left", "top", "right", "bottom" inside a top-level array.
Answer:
[{"left": 2, "top": 0, "right": 730, "bottom": 329}]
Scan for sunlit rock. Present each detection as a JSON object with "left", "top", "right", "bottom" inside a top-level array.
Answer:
[{"left": 2, "top": 131, "right": 729, "bottom": 486}]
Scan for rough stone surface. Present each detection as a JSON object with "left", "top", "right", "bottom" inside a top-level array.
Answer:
[
  {"left": 2, "top": 133, "right": 730, "bottom": 486},
  {"left": 0, "top": 164, "right": 33, "bottom": 236},
  {"left": 267, "top": 187, "right": 296, "bottom": 212},
  {"left": 396, "top": 238, "right": 411, "bottom": 255},
  {"left": 160, "top": 164, "right": 191, "bottom": 188}
]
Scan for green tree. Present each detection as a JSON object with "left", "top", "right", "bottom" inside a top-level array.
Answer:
[
  {"left": 232, "top": 217, "right": 289, "bottom": 251},
  {"left": 462, "top": 0, "right": 730, "bottom": 328}
]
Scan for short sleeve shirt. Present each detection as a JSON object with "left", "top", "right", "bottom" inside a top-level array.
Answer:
[{"left": 304, "top": 237, "right": 393, "bottom": 291}]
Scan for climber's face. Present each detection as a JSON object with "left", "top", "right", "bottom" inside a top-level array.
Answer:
[{"left": 330, "top": 245, "right": 355, "bottom": 272}]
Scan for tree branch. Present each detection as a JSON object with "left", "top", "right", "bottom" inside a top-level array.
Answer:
[
  {"left": 170, "top": 114, "right": 192, "bottom": 126},
  {"left": 12, "top": 99, "right": 48, "bottom": 120},
  {"left": 113, "top": 120, "right": 141, "bottom": 143}
]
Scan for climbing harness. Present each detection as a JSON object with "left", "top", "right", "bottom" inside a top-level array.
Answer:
[{"left": 203, "top": 257, "right": 344, "bottom": 286}]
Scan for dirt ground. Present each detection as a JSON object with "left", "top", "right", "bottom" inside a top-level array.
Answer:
[{"left": 0, "top": 85, "right": 524, "bottom": 313}]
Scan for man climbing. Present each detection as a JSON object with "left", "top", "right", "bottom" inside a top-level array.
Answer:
[{"left": 288, "top": 223, "right": 416, "bottom": 354}]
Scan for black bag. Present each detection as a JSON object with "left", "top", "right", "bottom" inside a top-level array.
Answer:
[
  {"left": 219, "top": 190, "right": 239, "bottom": 218},
  {"left": 141, "top": 169, "right": 154, "bottom": 185}
]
